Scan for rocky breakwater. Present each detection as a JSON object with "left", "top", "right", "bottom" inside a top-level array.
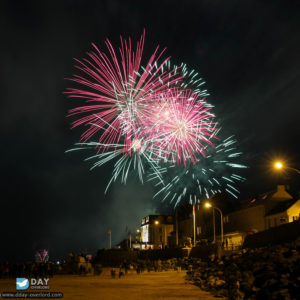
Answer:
[{"left": 186, "top": 238, "right": 300, "bottom": 299}]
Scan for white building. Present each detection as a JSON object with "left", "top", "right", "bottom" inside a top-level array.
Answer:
[{"left": 141, "top": 215, "right": 174, "bottom": 249}]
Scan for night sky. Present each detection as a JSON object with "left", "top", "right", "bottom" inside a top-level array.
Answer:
[{"left": 1, "top": 0, "right": 300, "bottom": 261}]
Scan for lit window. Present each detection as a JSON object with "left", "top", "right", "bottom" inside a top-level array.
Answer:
[{"left": 142, "top": 225, "right": 149, "bottom": 243}]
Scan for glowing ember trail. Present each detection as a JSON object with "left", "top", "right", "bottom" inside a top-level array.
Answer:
[
  {"left": 150, "top": 134, "right": 247, "bottom": 207},
  {"left": 66, "top": 32, "right": 246, "bottom": 196},
  {"left": 66, "top": 31, "right": 181, "bottom": 151},
  {"left": 66, "top": 138, "right": 164, "bottom": 193},
  {"left": 146, "top": 88, "right": 216, "bottom": 165}
]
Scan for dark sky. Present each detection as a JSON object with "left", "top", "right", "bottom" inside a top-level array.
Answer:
[{"left": 1, "top": 0, "right": 300, "bottom": 261}]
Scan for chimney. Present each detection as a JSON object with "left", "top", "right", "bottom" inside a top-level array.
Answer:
[
  {"left": 272, "top": 185, "right": 293, "bottom": 201},
  {"left": 277, "top": 185, "right": 285, "bottom": 192}
]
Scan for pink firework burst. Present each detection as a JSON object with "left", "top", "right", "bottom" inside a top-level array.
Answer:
[
  {"left": 66, "top": 31, "right": 181, "bottom": 150},
  {"left": 146, "top": 88, "right": 217, "bottom": 165}
]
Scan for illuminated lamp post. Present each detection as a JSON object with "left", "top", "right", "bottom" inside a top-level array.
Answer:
[
  {"left": 108, "top": 230, "right": 112, "bottom": 249},
  {"left": 136, "top": 229, "right": 142, "bottom": 249},
  {"left": 204, "top": 202, "right": 223, "bottom": 245},
  {"left": 274, "top": 161, "right": 300, "bottom": 174},
  {"left": 175, "top": 210, "right": 179, "bottom": 247},
  {"left": 193, "top": 204, "right": 196, "bottom": 246},
  {"left": 154, "top": 220, "right": 161, "bottom": 248}
]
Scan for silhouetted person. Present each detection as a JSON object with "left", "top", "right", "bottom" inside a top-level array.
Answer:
[{"left": 110, "top": 269, "right": 116, "bottom": 278}]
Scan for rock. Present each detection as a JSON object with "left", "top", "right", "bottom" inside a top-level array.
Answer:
[
  {"left": 214, "top": 288, "right": 228, "bottom": 298},
  {"left": 252, "top": 286, "right": 260, "bottom": 292},
  {"left": 215, "top": 279, "right": 226, "bottom": 286},
  {"left": 279, "top": 288, "right": 290, "bottom": 299},
  {"left": 280, "top": 275, "right": 290, "bottom": 287},
  {"left": 187, "top": 240, "right": 299, "bottom": 299}
]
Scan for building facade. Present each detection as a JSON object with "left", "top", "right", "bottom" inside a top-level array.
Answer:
[
  {"left": 141, "top": 215, "right": 174, "bottom": 249},
  {"left": 139, "top": 186, "right": 300, "bottom": 250},
  {"left": 223, "top": 185, "right": 300, "bottom": 249}
]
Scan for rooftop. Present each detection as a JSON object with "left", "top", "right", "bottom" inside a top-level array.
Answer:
[{"left": 265, "top": 199, "right": 298, "bottom": 216}]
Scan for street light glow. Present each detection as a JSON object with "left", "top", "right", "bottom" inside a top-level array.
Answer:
[
  {"left": 272, "top": 161, "right": 300, "bottom": 174},
  {"left": 154, "top": 220, "right": 159, "bottom": 225},
  {"left": 204, "top": 202, "right": 224, "bottom": 244},
  {"left": 274, "top": 161, "right": 283, "bottom": 169}
]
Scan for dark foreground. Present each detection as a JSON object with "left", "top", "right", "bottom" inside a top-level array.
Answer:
[{"left": 0, "top": 269, "right": 218, "bottom": 300}]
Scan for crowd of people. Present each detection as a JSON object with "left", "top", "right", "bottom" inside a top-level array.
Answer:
[
  {"left": 109, "top": 258, "right": 185, "bottom": 279},
  {"left": 0, "top": 262, "right": 58, "bottom": 279},
  {"left": 0, "top": 257, "right": 187, "bottom": 279}
]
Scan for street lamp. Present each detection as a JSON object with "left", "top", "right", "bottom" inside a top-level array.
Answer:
[
  {"left": 193, "top": 204, "right": 196, "bottom": 247},
  {"left": 273, "top": 161, "right": 300, "bottom": 174},
  {"left": 204, "top": 203, "right": 216, "bottom": 243},
  {"left": 154, "top": 220, "right": 166, "bottom": 248},
  {"left": 204, "top": 202, "right": 223, "bottom": 245},
  {"left": 136, "top": 229, "right": 142, "bottom": 249},
  {"left": 108, "top": 230, "right": 112, "bottom": 249},
  {"left": 204, "top": 202, "right": 215, "bottom": 243},
  {"left": 274, "top": 161, "right": 283, "bottom": 170}
]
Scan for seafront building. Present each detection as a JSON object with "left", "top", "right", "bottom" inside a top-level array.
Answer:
[
  {"left": 140, "top": 215, "right": 174, "bottom": 249},
  {"left": 139, "top": 185, "right": 300, "bottom": 249}
]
